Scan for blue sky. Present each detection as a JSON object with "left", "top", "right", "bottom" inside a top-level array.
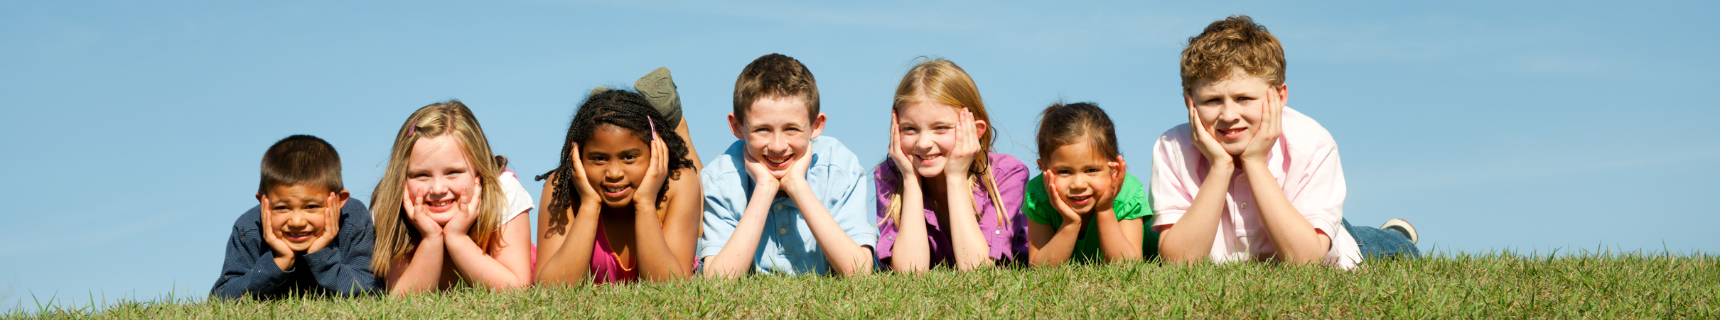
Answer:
[{"left": 2, "top": 0, "right": 1715, "bottom": 309}]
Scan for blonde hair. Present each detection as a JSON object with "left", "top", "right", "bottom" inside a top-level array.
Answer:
[
  {"left": 370, "top": 100, "right": 509, "bottom": 275},
  {"left": 883, "top": 58, "right": 1009, "bottom": 227}
]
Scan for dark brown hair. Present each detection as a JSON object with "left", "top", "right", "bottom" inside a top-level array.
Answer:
[
  {"left": 258, "top": 134, "right": 343, "bottom": 195},
  {"left": 1035, "top": 102, "right": 1119, "bottom": 160},
  {"left": 537, "top": 89, "right": 695, "bottom": 234},
  {"left": 733, "top": 53, "right": 819, "bottom": 123},
  {"left": 1180, "top": 15, "right": 1285, "bottom": 95}
]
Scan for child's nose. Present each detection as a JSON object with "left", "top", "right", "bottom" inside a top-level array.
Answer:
[
  {"left": 914, "top": 134, "right": 936, "bottom": 151},
  {"left": 766, "top": 135, "right": 790, "bottom": 155}
]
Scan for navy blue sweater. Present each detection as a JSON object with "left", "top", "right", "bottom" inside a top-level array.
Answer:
[{"left": 210, "top": 199, "right": 380, "bottom": 299}]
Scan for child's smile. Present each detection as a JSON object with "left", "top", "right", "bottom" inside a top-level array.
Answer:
[
  {"left": 406, "top": 134, "right": 480, "bottom": 224},
  {"left": 1038, "top": 140, "right": 1118, "bottom": 214},
  {"left": 1188, "top": 68, "right": 1281, "bottom": 156},
  {"left": 264, "top": 184, "right": 334, "bottom": 252},
  {"left": 732, "top": 96, "right": 822, "bottom": 179}
]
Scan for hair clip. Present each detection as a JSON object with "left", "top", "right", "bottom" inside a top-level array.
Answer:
[{"left": 407, "top": 126, "right": 416, "bottom": 138}]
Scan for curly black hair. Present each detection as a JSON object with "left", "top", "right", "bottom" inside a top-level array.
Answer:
[{"left": 537, "top": 89, "right": 695, "bottom": 234}]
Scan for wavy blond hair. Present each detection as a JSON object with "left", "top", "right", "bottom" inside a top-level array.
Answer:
[
  {"left": 883, "top": 58, "right": 1009, "bottom": 227},
  {"left": 370, "top": 100, "right": 509, "bottom": 275}
]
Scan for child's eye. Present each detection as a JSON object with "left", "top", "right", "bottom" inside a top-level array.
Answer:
[{"left": 622, "top": 154, "right": 638, "bottom": 161}]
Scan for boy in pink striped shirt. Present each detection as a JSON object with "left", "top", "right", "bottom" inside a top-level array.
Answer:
[{"left": 1151, "top": 15, "right": 1419, "bottom": 269}]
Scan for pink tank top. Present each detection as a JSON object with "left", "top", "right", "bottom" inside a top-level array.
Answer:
[{"left": 589, "top": 223, "right": 639, "bottom": 284}]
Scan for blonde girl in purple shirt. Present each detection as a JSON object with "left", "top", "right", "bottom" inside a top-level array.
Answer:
[{"left": 875, "top": 59, "right": 1031, "bottom": 272}]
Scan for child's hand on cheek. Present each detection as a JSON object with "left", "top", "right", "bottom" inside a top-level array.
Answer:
[
  {"left": 944, "top": 110, "right": 981, "bottom": 181},
  {"left": 1097, "top": 157, "right": 1128, "bottom": 213},
  {"left": 570, "top": 143, "right": 602, "bottom": 208},
  {"left": 403, "top": 187, "right": 443, "bottom": 239},
  {"left": 258, "top": 195, "right": 296, "bottom": 270},
  {"left": 634, "top": 131, "right": 670, "bottom": 211},
  {"left": 443, "top": 179, "right": 482, "bottom": 238},
  {"left": 1187, "top": 104, "right": 1232, "bottom": 167},
  {"left": 1239, "top": 89, "right": 1284, "bottom": 165},
  {"left": 887, "top": 111, "right": 916, "bottom": 178},
  {"left": 742, "top": 153, "right": 781, "bottom": 191},
  {"left": 780, "top": 150, "right": 814, "bottom": 197},
  {"left": 307, "top": 192, "right": 341, "bottom": 254},
  {"left": 1045, "top": 177, "right": 1083, "bottom": 225}
]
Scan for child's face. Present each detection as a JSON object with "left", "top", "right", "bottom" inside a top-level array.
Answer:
[
  {"left": 1038, "top": 140, "right": 1116, "bottom": 214},
  {"left": 894, "top": 100, "right": 970, "bottom": 178},
  {"left": 1187, "top": 69, "right": 1283, "bottom": 155},
  {"left": 579, "top": 124, "right": 651, "bottom": 208},
  {"left": 406, "top": 134, "right": 478, "bottom": 225},
  {"left": 729, "top": 96, "right": 824, "bottom": 180},
  {"left": 264, "top": 184, "right": 335, "bottom": 252}
]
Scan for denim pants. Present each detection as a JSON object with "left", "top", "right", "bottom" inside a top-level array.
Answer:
[{"left": 1344, "top": 218, "right": 1420, "bottom": 260}]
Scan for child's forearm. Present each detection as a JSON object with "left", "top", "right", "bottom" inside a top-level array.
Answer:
[
  {"left": 632, "top": 204, "right": 691, "bottom": 281},
  {"left": 1028, "top": 219, "right": 1083, "bottom": 267},
  {"left": 1241, "top": 162, "right": 1327, "bottom": 264},
  {"left": 1094, "top": 211, "right": 1144, "bottom": 263},
  {"left": 536, "top": 206, "right": 602, "bottom": 286},
  {"left": 890, "top": 177, "right": 932, "bottom": 272},
  {"left": 702, "top": 183, "right": 778, "bottom": 278},
  {"left": 388, "top": 235, "right": 446, "bottom": 296},
  {"left": 786, "top": 183, "right": 872, "bottom": 276},
  {"left": 443, "top": 220, "right": 531, "bottom": 290},
  {"left": 943, "top": 176, "right": 992, "bottom": 270},
  {"left": 1159, "top": 165, "right": 1233, "bottom": 265}
]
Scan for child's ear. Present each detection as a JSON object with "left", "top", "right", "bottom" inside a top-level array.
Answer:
[
  {"left": 728, "top": 113, "right": 745, "bottom": 140},
  {"left": 1275, "top": 83, "right": 1289, "bottom": 105},
  {"left": 808, "top": 113, "right": 827, "bottom": 139},
  {"left": 337, "top": 190, "right": 352, "bottom": 202},
  {"left": 1036, "top": 159, "right": 1046, "bottom": 171},
  {"left": 973, "top": 119, "right": 988, "bottom": 137},
  {"left": 255, "top": 193, "right": 264, "bottom": 203}
]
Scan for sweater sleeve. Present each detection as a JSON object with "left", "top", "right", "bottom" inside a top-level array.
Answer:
[
  {"left": 300, "top": 200, "right": 381, "bottom": 296},
  {"left": 210, "top": 207, "right": 290, "bottom": 299}
]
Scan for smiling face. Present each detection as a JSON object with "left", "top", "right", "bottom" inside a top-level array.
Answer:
[
  {"left": 405, "top": 134, "right": 477, "bottom": 225},
  {"left": 1038, "top": 140, "right": 1116, "bottom": 214},
  {"left": 731, "top": 96, "right": 824, "bottom": 179},
  {"left": 1187, "top": 68, "right": 1284, "bottom": 155},
  {"left": 264, "top": 184, "right": 334, "bottom": 252},
  {"left": 895, "top": 99, "right": 986, "bottom": 179},
  {"left": 579, "top": 124, "right": 651, "bottom": 208}
]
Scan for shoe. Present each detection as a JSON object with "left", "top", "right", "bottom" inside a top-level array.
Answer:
[
  {"left": 634, "top": 67, "right": 682, "bottom": 125},
  {"left": 1380, "top": 218, "right": 1417, "bottom": 244}
]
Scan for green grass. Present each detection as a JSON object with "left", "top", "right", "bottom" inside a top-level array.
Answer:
[{"left": 11, "top": 251, "right": 1717, "bottom": 319}]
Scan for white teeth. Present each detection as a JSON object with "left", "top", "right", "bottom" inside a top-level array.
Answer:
[
  {"left": 605, "top": 187, "right": 626, "bottom": 193},
  {"left": 429, "top": 200, "right": 452, "bottom": 206}
]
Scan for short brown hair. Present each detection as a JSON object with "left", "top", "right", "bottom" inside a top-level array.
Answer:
[
  {"left": 733, "top": 53, "right": 819, "bottom": 122},
  {"left": 1180, "top": 15, "right": 1285, "bottom": 95},
  {"left": 258, "top": 134, "right": 343, "bottom": 195}
]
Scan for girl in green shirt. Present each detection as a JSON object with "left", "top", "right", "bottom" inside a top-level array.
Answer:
[{"left": 1024, "top": 102, "right": 1157, "bottom": 266}]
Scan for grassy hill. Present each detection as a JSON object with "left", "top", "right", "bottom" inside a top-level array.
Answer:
[{"left": 13, "top": 251, "right": 1716, "bottom": 318}]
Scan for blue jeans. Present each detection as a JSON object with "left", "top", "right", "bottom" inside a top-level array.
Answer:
[{"left": 1343, "top": 219, "right": 1419, "bottom": 260}]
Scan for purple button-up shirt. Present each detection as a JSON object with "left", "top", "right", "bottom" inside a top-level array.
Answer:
[{"left": 874, "top": 152, "right": 1030, "bottom": 267}]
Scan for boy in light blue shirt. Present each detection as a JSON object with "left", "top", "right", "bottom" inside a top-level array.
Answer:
[{"left": 699, "top": 53, "right": 876, "bottom": 277}]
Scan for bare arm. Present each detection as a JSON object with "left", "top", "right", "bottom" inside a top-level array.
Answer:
[
  {"left": 1242, "top": 163, "right": 1328, "bottom": 264},
  {"left": 1025, "top": 218, "right": 1082, "bottom": 267},
  {"left": 1157, "top": 164, "right": 1231, "bottom": 265},
  {"left": 700, "top": 180, "right": 777, "bottom": 278},
  {"left": 631, "top": 161, "right": 702, "bottom": 281},
  {"left": 385, "top": 234, "right": 445, "bottom": 296},
  {"left": 1093, "top": 212, "right": 1144, "bottom": 263},
  {"left": 943, "top": 174, "right": 992, "bottom": 270},
  {"left": 784, "top": 181, "right": 874, "bottom": 276},
  {"left": 533, "top": 177, "right": 601, "bottom": 286},
  {"left": 443, "top": 214, "right": 533, "bottom": 290},
  {"left": 888, "top": 175, "right": 932, "bottom": 272}
]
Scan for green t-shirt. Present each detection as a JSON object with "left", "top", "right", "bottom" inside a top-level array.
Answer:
[{"left": 1021, "top": 173, "right": 1158, "bottom": 262}]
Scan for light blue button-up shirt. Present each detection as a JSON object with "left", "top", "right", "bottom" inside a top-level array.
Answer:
[{"left": 697, "top": 136, "right": 877, "bottom": 275}]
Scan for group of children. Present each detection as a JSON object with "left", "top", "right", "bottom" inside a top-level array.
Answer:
[{"left": 212, "top": 15, "right": 1421, "bottom": 299}]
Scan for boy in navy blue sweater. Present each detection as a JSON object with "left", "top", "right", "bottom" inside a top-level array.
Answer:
[{"left": 212, "top": 135, "right": 379, "bottom": 299}]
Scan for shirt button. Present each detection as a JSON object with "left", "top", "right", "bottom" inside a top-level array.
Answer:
[
  {"left": 779, "top": 228, "right": 788, "bottom": 235},
  {"left": 1240, "top": 202, "right": 1249, "bottom": 209},
  {"left": 775, "top": 204, "right": 785, "bottom": 210},
  {"left": 994, "top": 230, "right": 1001, "bottom": 235}
]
